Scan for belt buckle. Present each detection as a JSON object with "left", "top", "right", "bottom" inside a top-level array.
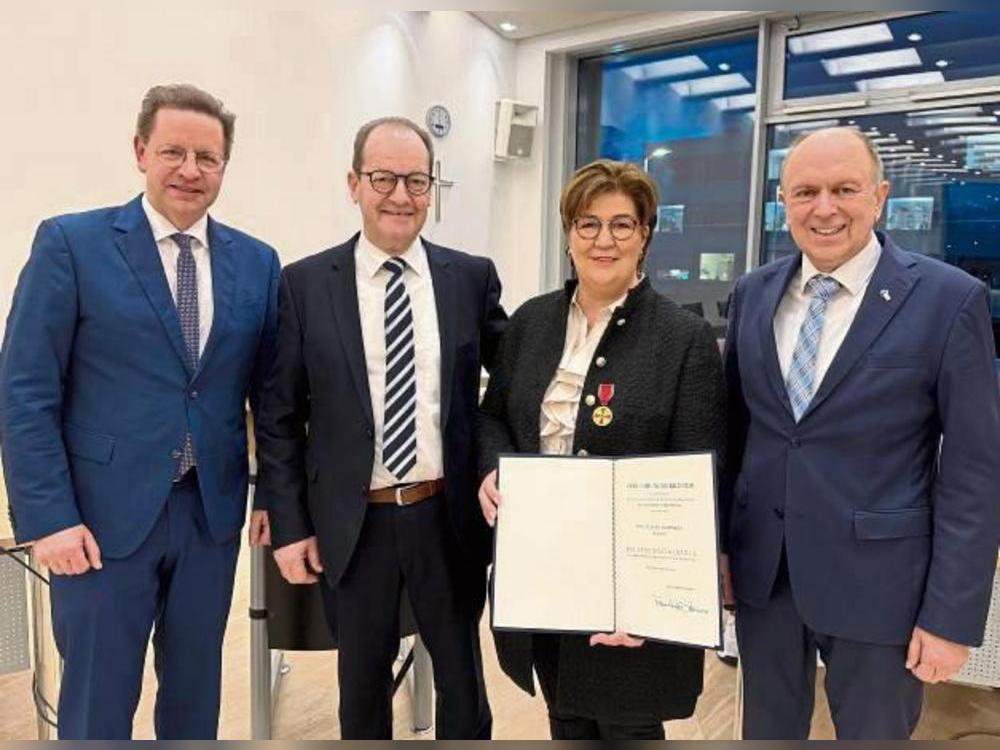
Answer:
[{"left": 394, "top": 482, "right": 418, "bottom": 506}]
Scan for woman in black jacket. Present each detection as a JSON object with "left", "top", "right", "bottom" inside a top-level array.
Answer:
[{"left": 476, "top": 159, "right": 727, "bottom": 739}]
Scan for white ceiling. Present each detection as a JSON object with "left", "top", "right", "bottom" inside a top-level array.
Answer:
[{"left": 471, "top": 11, "right": 645, "bottom": 40}]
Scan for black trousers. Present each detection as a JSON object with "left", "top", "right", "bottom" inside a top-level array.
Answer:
[
  {"left": 736, "top": 550, "right": 923, "bottom": 739},
  {"left": 532, "top": 634, "right": 666, "bottom": 740},
  {"left": 321, "top": 495, "right": 491, "bottom": 740}
]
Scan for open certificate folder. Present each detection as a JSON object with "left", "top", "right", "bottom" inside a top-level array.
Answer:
[{"left": 491, "top": 452, "right": 722, "bottom": 649}]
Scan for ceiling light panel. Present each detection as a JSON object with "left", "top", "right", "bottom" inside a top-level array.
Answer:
[
  {"left": 821, "top": 48, "right": 922, "bottom": 77},
  {"left": 855, "top": 71, "right": 945, "bottom": 92},
  {"left": 788, "top": 22, "right": 894, "bottom": 55},
  {"left": 624, "top": 55, "right": 708, "bottom": 81},
  {"left": 711, "top": 93, "right": 757, "bottom": 111},
  {"left": 924, "top": 126, "right": 1000, "bottom": 137},
  {"left": 906, "top": 115, "right": 999, "bottom": 127},
  {"left": 670, "top": 73, "right": 751, "bottom": 97},
  {"left": 775, "top": 119, "right": 841, "bottom": 133}
]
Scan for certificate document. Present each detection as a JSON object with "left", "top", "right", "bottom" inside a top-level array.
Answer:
[{"left": 491, "top": 452, "right": 721, "bottom": 648}]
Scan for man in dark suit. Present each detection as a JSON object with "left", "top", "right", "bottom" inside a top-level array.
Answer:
[
  {"left": 722, "top": 127, "right": 1000, "bottom": 739},
  {"left": 257, "top": 116, "right": 506, "bottom": 739},
  {"left": 0, "top": 84, "right": 280, "bottom": 738}
]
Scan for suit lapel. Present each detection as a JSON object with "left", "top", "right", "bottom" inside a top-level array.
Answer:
[
  {"left": 196, "top": 217, "right": 235, "bottom": 373},
  {"left": 758, "top": 256, "right": 801, "bottom": 419},
  {"left": 425, "top": 242, "right": 457, "bottom": 432},
  {"left": 804, "top": 237, "right": 918, "bottom": 418},
  {"left": 328, "top": 238, "right": 375, "bottom": 430},
  {"left": 113, "top": 197, "right": 192, "bottom": 375}
]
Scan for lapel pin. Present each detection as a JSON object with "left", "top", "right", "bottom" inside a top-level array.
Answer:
[{"left": 879, "top": 289, "right": 891, "bottom": 302}]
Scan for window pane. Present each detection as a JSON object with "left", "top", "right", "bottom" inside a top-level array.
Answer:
[
  {"left": 784, "top": 12, "right": 1000, "bottom": 101},
  {"left": 760, "top": 107, "right": 1000, "bottom": 356},
  {"left": 577, "top": 33, "right": 759, "bottom": 336}
]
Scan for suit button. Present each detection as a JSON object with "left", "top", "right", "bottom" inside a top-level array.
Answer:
[
  {"left": 585, "top": 394, "right": 596, "bottom": 406},
  {"left": 171, "top": 449, "right": 182, "bottom": 459},
  {"left": 616, "top": 318, "right": 626, "bottom": 327},
  {"left": 189, "top": 389, "right": 199, "bottom": 399},
  {"left": 789, "top": 437, "right": 801, "bottom": 448},
  {"left": 595, "top": 356, "right": 607, "bottom": 368},
  {"left": 774, "top": 508, "right": 785, "bottom": 519},
  {"left": 577, "top": 449, "right": 589, "bottom": 457}
]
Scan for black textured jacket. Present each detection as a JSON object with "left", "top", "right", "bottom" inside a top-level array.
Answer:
[{"left": 476, "top": 277, "right": 726, "bottom": 723}]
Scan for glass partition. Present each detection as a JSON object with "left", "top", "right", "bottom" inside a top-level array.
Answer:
[
  {"left": 576, "top": 32, "right": 759, "bottom": 335},
  {"left": 784, "top": 12, "right": 1000, "bottom": 101}
]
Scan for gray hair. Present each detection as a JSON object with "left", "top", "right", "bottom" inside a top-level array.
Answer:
[
  {"left": 136, "top": 84, "right": 236, "bottom": 160},
  {"left": 781, "top": 126, "right": 885, "bottom": 186},
  {"left": 352, "top": 116, "right": 434, "bottom": 174}
]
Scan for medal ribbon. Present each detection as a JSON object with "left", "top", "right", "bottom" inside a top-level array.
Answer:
[{"left": 597, "top": 383, "right": 615, "bottom": 406}]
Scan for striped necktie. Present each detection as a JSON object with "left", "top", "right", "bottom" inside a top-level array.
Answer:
[
  {"left": 785, "top": 274, "right": 841, "bottom": 422},
  {"left": 382, "top": 258, "right": 417, "bottom": 481},
  {"left": 172, "top": 232, "right": 198, "bottom": 477}
]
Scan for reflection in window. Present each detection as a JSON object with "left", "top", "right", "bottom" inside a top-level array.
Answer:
[
  {"left": 785, "top": 12, "right": 1000, "bottom": 101},
  {"left": 576, "top": 33, "right": 759, "bottom": 336},
  {"left": 760, "top": 107, "right": 1000, "bottom": 354}
]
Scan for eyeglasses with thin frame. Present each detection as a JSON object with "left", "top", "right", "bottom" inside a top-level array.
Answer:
[
  {"left": 154, "top": 145, "right": 227, "bottom": 174},
  {"left": 573, "top": 214, "right": 641, "bottom": 241},
  {"left": 359, "top": 169, "right": 434, "bottom": 196}
]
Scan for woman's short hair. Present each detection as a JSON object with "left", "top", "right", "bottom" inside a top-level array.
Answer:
[{"left": 559, "top": 159, "right": 659, "bottom": 263}]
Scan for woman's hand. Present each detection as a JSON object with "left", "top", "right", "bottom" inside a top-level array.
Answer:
[
  {"left": 590, "top": 630, "right": 645, "bottom": 648},
  {"left": 478, "top": 469, "right": 501, "bottom": 527}
]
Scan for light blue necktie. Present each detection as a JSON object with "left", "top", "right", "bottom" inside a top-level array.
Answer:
[
  {"left": 172, "top": 233, "right": 199, "bottom": 478},
  {"left": 785, "top": 274, "right": 841, "bottom": 422},
  {"left": 382, "top": 258, "right": 417, "bottom": 480}
]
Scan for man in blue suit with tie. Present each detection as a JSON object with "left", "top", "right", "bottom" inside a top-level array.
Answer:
[
  {"left": 0, "top": 84, "right": 280, "bottom": 739},
  {"left": 722, "top": 127, "right": 1000, "bottom": 739}
]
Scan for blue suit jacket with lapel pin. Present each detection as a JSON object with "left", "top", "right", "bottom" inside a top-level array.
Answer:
[{"left": 722, "top": 232, "right": 1000, "bottom": 647}]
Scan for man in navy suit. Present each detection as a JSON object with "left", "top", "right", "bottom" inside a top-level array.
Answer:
[
  {"left": 722, "top": 127, "right": 1000, "bottom": 739},
  {"left": 0, "top": 84, "right": 279, "bottom": 739},
  {"left": 257, "top": 117, "right": 506, "bottom": 739}
]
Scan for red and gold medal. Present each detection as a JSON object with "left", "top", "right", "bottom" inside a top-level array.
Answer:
[{"left": 592, "top": 383, "right": 615, "bottom": 427}]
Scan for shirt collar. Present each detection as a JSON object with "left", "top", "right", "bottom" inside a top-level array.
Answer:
[
  {"left": 141, "top": 194, "right": 209, "bottom": 249},
  {"left": 570, "top": 281, "right": 634, "bottom": 320},
  {"left": 798, "top": 233, "right": 881, "bottom": 297},
  {"left": 356, "top": 232, "right": 428, "bottom": 279}
]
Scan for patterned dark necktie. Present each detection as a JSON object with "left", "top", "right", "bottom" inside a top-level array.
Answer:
[
  {"left": 381, "top": 258, "right": 417, "bottom": 480},
  {"left": 172, "top": 233, "right": 199, "bottom": 477}
]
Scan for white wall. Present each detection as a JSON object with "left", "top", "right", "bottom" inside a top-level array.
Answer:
[
  {"left": 0, "top": 6, "right": 515, "bottom": 322},
  {"left": 0, "top": 6, "right": 515, "bottom": 538}
]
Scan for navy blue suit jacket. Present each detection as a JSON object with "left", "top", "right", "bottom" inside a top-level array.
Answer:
[
  {"left": 1, "top": 195, "right": 280, "bottom": 557},
  {"left": 722, "top": 234, "right": 1000, "bottom": 647},
  {"left": 256, "top": 234, "right": 507, "bottom": 586}
]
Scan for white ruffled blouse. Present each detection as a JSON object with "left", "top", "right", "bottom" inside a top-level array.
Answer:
[{"left": 539, "top": 288, "right": 628, "bottom": 456}]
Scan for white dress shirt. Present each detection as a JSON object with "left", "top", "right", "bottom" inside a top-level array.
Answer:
[
  {"left": 355, "top": 233, "right": 444, "bottom": 488},
  {"left": 539, "top": 286, "right": 628, "bottom": 456},
  {"left": 141, "top": 195, "right": 213, "bottom": 357},
  {"left": 774, "top": 233, "right": 882, "bottom": 387}
]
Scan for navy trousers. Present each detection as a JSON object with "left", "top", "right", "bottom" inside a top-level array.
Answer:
[
  {"left": 736, "top": 552, "right": 923, "bottom": 739},
  {"left": 321, "top": 495, "right": 492, "bottom": 740},
  {"left": 49, "top": 472, "right": 240, "bottom": 739}
]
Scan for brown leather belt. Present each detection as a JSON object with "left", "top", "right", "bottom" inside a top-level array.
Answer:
[{"left": 366, "top": 478, "right": 445, "bottom": 506}]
